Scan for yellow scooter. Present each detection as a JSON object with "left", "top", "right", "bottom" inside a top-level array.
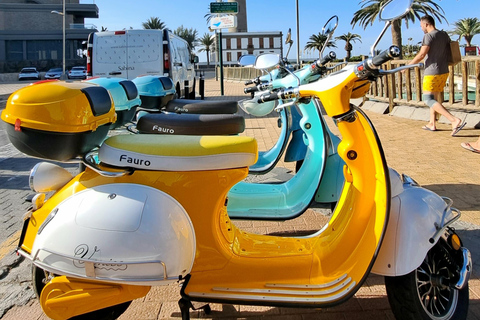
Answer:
[{"left": 6, "top": 0, "right": 470, "bottom": 319}]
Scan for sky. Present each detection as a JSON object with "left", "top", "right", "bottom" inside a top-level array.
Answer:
[{"left": 84, "top": 0, "right": 478, "bottom": 62}]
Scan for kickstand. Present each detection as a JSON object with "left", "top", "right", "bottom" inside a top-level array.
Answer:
[{"left": 178, "top": 298, "right": 211, "bottom": 320}]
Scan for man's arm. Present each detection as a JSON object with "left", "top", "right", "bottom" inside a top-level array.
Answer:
[{"left": 409, "top": 45, "right": 430, "bottom": 65}]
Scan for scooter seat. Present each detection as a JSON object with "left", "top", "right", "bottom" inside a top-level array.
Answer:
[
  {"left": 98, "top": 134, "right": 257, "bottom": 171},
  {"left": 164, "top": 99, "right": 238, "bottom": 114},
  {"left": 136, "top": 113, "right": 245, "bottom": 135}
]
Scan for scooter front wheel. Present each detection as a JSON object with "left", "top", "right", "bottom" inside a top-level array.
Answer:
[
  {"left": 32, "top": 265, "right": 132, "bottom": 320},
  {"left": 384, "top": 239, "right": 469, "bottom": 320}
]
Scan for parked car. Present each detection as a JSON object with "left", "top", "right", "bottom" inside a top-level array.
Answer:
[
  {"left": 44, "top": 68, "right": 63, "bottom": 80},
  {"left": 68, "top": 66, "right": 86, "bottom": 79},
  {"left": 18, "top": 67, "right": 40, "bottom": 81}
]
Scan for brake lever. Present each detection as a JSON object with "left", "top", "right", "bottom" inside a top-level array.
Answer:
[
  {"left": 275, "top": 99, "right": 298, "bottom": 111},
  {"left": 378, "top": 63, "right": 424, "bottom": 75}
]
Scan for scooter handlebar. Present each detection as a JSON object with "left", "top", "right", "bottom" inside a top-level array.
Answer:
[
  {"left": 317, "top": 51, "right": 336, "bottom": 68},
  {"left": 244, "top": 86, "right": 259, "bottom": 94},
  {"left": 370, "top": 46, "right": 401, "bottom": 68},
  {"left": 257, "top": 91, "right": 278, "bottom": 103}
]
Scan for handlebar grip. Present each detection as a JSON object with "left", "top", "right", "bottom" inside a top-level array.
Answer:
[
  {"left": 371, "top": 46, "right": 401, "bottom": 67},
  {"left": 244, "top": 86, "right": 259, "bottom": 94},
  {"left": 317, "top": 51, "right": 336, "bottom": 67},
  {"left": 257, "top": 91, "right": 278, "bottom": 103},
  {"left": 244, "top": 79, "right": 254, "bottom": 85}
]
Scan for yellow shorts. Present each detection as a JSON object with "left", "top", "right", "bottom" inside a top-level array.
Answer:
[{"left": 423, "top": 74, "right": 448, "bottom": 92}]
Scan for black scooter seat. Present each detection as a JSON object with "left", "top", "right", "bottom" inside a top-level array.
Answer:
[
  {"left": 136, "top": 112, "right": 245, "bottom": 135},
  {"left": 164, "top": 99, "right": 238, "bottom": 114}
]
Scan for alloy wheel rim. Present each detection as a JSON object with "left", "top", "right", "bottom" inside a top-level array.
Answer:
[{"left": 416, "top": 246, "right": 458, "bottom": 319}]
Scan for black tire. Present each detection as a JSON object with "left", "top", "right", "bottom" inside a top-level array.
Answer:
[
  {"left": 385, "top": 240, "right": 469, "bottom": 320},
  {"left": 189, "top": 77, "right": 196, "bottom": 99},
  {"left": 32, "top": 265, "right": 132, "bottom": 320}
]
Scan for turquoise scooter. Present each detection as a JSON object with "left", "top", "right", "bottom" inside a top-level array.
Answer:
[{"left": 227, "top": 16, "right": 346, "bottom": 219}]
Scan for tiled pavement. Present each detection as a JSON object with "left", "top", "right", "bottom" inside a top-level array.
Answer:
[{"left": 1, "top": 78, "right": 480, "bottom": 319}]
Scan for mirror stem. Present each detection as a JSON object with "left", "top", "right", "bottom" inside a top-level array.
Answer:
[{"left": 371, "top": 21, "right": 392, "bottom": 57}]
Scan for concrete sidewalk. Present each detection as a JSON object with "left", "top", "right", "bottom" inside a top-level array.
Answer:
[{"left": 1, "top": 78, "right": 480, "bottom": 319}]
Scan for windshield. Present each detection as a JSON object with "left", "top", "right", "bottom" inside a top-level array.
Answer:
[{"left": 21, "top": 69, "right": 36, "bottom": 73}]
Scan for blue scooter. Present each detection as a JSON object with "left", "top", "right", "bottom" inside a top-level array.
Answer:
[{"left": 227, "top": 16, "right": 346, "bottom": 218}]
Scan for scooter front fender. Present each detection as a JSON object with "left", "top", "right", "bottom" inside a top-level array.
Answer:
[{"left": 372, "top": 172, "right": 456, "bottom": 276}]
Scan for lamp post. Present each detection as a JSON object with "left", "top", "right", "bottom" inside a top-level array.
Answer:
[
  {"left": 296, "top": 0, "right": 300, "bottom": 67},
  {"left": 51, "top": 0, "right": 66, "bottom": 79}
]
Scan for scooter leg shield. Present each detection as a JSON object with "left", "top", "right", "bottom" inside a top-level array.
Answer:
[{"left": 40, "top": 276, "right": 150, "bottom": 320}]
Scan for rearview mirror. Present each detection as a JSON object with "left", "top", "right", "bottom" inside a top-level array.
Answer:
[
  {"left": 254, "top": 53, "right": 281, "bottom": 70},
  {"left": 379, "top": 0, "right": 412, "bottom": 21},
  {"left": 320, "top": 15, "right": 338, "bottom": 58},
  {"left": 191, "top": 55, "right": 199, "bottom": 64},
  {"left": 238, "top": 54, "right": 257, "bottom": 67}
]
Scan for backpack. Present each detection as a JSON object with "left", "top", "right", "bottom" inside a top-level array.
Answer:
[{"left": 444, "top": 31, "right": 461, "bottom": 66}]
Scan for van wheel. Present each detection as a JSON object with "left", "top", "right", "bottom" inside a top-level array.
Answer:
[
  {"left": 176, "top": 83, "right": 181, "bottom": 99},
  {"left": 32, "top": 265, "right": 132, "bottom": 320},
  {"left": 189, "top": 78, "right": 196, "bottom": 99}
]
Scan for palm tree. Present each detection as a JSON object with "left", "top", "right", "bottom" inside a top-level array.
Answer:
[
  {"left": 304, "top": 33, "right": 337, "bottom": 58},
  {"left": 450, "top": 17, "right": 480, "bottom": 47},
  {"left": 142, "top": 17, "right": 166, "bottom": 30},
  {"left": 351, "top": 0, "right": 446, "bottom": 58},
  {"left": 174, "top": 25, "right": 199, "bottom": 54},
  {"left": 198, "top": 33, "right": 215, "bottom": 67},
  {"left": 335, "top": 32, "right": 362, "bottom": 61}
]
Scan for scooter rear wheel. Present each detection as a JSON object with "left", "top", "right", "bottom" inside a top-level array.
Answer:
[
  {"left": 384, "top": 239, "right": 469, "bottom": 320},
  {"left": 32, "top": 265, "right": 132, "bottom": 320}
]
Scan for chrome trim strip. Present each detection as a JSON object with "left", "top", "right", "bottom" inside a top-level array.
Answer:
[
  {"left": 265, "top": 274, "right": 347, "bottom": 289},
  {"left": 212, "top": 277, "right": 352, "bottom": 296},
  {"left": 455, "top": 248, "right": 472, "bottom": 290},
  {"left": 189, "top": 281, "right": 357, "bottom": 303},
  {"left": 83, "top": 151, "right": 133, "bottom": 178},
  {"left": 31, "top": 247, "right": 173, "bottom": 282}
]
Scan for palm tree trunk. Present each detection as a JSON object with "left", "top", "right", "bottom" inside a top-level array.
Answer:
[
  {"left": 206, "top": 49, "right": 210, "bottom": 67},
  {"left": 346, "top": 50, "right": 351, "bottom": 61},
  {"left": 391, "top": 19, "right": 402, "bottom": 59}
]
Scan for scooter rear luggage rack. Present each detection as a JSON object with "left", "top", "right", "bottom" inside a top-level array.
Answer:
[{"left": 30, "top": 247, "right": 173, "bottom": 283}]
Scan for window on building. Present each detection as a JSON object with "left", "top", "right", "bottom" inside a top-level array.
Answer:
[
  {"left": 237, "top": 52, "right": 242, "bottom": 61},
  {"left": 237, "top": 38, "right": 241, "bottom": 49},
  {"left": 259, "top": 38, "right": 264, "bottom": 49},
  {"left": 26, "top": 40, "right": 62, "bottom": 61},
  {"left": 227, "top": 52, "right": 232, "bottom": 61},
  {"left": 6, "top": 41, "right": 23, "bottom": 61},
  {"left": 270, "top": 37, "right": 274, "bottom": 48},
  {"left": 226, "top": 39, "right": 231, "bottom": 50}
]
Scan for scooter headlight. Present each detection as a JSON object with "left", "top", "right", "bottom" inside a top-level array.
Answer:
[{"left": 29, "top": 162, "right": 73, "bottom": 193}]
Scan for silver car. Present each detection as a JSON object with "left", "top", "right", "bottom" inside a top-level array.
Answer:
[
  {"left": 44, "top": 68, "right": 63, "bottom": 80},
  {"left": 68, "top": 66, "right": 86, "bottom": 79},
  {"left": 18, "top": 67, "right": 40, "bottom": 81}
]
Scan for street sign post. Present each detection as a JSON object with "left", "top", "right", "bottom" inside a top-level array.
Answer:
[{"left": 210, "top": 2, "right": 238, "bottom": 14}]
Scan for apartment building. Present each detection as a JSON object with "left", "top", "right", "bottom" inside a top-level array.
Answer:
[{"left": 0, "top": 0, "right": 98, "bottom": 73}]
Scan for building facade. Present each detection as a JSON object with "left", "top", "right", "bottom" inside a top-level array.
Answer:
[
  {"left": 0, "top": 0, "right": 98, "bottom": 73},
  {"left": 216, "top": 31, "right": 283, "bottom": 66}
]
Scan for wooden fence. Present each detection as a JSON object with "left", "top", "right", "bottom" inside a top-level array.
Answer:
[
  {"left": 367, "top": 57, "right": 480, "bottom": 111},
  {"left": 221, "top": 57, "right": 480, "bottom": 111}
]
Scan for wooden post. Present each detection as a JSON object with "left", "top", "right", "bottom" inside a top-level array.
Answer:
[
  {"left": 405, "top": 68, "right": 412, "bottom": 101},
  {"left": 462, "top": 61, "right": 468, "bottom": 105},
  {"left": 476, "top": 60, "right": 480, "bottom": 107},
  {"left": 397, "top": 64, "right": 403, "bottom": 101},
  {"left": 415, "top": 67, "right": 422, "bottom": 102},
  {"left": 387, "top": 61, "right": 395, "bottom": 112},
  {"left": 448, "top": 66, "right": 455, "bottom": 105}
]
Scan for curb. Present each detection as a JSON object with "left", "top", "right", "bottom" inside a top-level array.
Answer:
[{"left": 362, "top": 100, "right": 480, "bottom": 129}]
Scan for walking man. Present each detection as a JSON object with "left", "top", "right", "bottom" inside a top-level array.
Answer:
[{"left": 408, "top": 15, "right": 465, "bottom": 136}]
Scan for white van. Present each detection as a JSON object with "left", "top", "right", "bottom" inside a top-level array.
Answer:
[{"left": 87, "top": 29, "right": 196, "bottom": 98}]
